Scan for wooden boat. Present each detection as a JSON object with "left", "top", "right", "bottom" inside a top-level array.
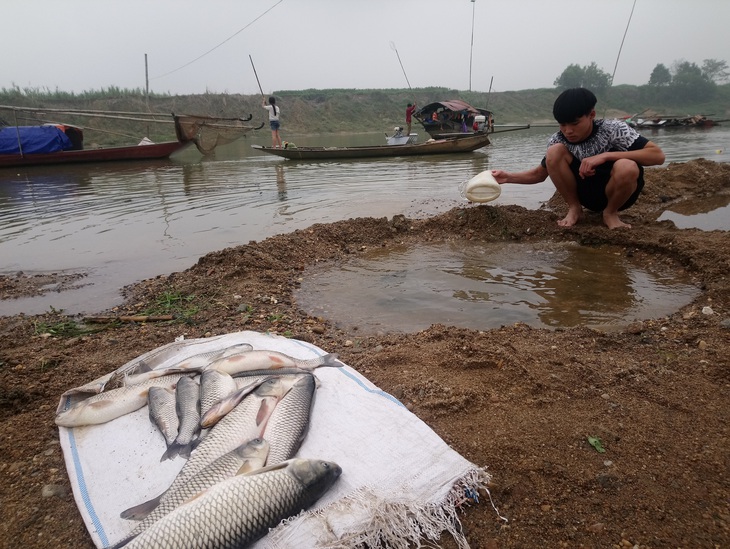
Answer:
[
  {"left": 0, "top": 121, "right": 193, "bottom": 168},
  {"left": 413, "top": 100, "right": 494, "bottom": 139},
  {"left": 251, "top": 133, "right": 491, "bottom": 160},
  {"left": 626, "top": 114, "right": 720, "bottom": 129},
  {"left": 0, "top": 106, "right": 264, "bottom": 168}
]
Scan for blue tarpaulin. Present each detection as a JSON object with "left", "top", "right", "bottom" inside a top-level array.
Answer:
[{"left": 0, "top": 125, "right": 73, "bottom": 154}]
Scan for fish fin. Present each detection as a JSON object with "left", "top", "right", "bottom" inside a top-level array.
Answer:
[
  {"left": 255, "top": 398, "right": 274, "bottom": 426},
  {"left": 177, "top": 440, "right": 196, "bottom": 459},
  {"left": 119, "top": 493, "right": 163, "bottom": 520},
  {"left": 160, "top": 442, "right": 182, "bottom": 461},
  {"left": 200, "top": 378, "right": 269, "bottom": 428}
]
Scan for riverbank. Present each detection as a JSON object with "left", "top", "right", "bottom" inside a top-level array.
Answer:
[{"left": 1, "top": 159, "right": 729, "bottom": 548}]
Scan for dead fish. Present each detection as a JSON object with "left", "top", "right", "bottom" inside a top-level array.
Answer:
[
  {"left": 119, "top": 375, "right": 298, "bottom": 521},
  {"left": 199, "top": 369, "right": 238, "bottom": 420},
  {"left": 123, "top": 458, "right": 342, "bottom": 549},
  {"left": 55, "top": 374, "right": 189, "bottom": 428},
  {"left": 161, "top": 376, "right": 201, "bottom": 461},
  {"left": 111, "top": 438, "right": 270, "bottom": 549},
  {"left": 262, "top": 372, "right": 317, "bottom": 466},
  {"left": 147, "top": 387, "right": 179, "bottom": 457},
  {"left": 199, "top": 376, "right": 273, "bottom": 429},
  {"left": 123, "top": 343, "right": 254, "bottom": 387},
  {"left": 207, "top": 349, "right": 340, "bottom": 376}
]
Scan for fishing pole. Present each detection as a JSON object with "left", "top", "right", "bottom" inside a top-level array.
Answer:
[
  {"left": 389, "top": 41, "right": 412, "bottom": 90},
  {"left": 249, "top": 55, "right": 265, "bottom": 98}
]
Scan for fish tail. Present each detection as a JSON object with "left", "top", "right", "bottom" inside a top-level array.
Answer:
[
  {"left": 119, "top": 493, "right": 163, "bottom": 521},
  {"left": 160, "top": 442, "right": 182, "bottom": 461}
]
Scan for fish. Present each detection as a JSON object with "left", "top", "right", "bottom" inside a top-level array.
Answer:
[
  {"left": 119, "top": 374, "right": 300, "bottom": 521},
  {"left": 262, "top": 372, "right": 317, "bottom": 465},
  {"left": 55, "top": 374, "right": 190, "bottom": 428},
  {"left": 198, "top": 375, "right": 276, "bottom": 429},
  {"left": 123, "top": 458, "right": 342, "bottom": 549},
  {"left": 199, "top": 369, "right": 238, "bottom": 420},
  {"left": 111, "top": 438, "right": 270, "bottom": 548},
  {"left": 147, "top": 387, "right": 179, "bottom": 457},
  {"left": 162, "top": 376, "right": 201, "bottom": 461},
  {"left": 122, "top": 343, "right": 254, "bottom": 387},
  {"left": 207, "top": 349, "right": 340, "bottom": 376}
]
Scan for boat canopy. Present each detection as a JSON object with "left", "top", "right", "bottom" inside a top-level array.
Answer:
[
  {"left": 415, "top": 100, "right": 491, "bottom": 119},
  {"left": 0, "top": 125, "right": 75, "bottom": 154}
]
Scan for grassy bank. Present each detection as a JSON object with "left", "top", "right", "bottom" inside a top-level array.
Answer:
[{"left": 2, "top": 84, "right": 728, "bottom": 145}]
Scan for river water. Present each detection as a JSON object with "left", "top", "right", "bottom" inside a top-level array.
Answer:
[{"left": 1, "top": 125, "right": 728, "bottom": 316}]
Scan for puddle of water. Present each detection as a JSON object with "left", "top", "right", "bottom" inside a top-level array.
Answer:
[
  {"left": 296, "top": 241, "right": 700, "bottom": 334},
  {"left": 657, "top": 194, "right": 730, "bottom": 231}
]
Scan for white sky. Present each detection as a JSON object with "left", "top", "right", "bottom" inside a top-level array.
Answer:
[{"left": 3, "top": 0, "right": 729, "bottom": 96}]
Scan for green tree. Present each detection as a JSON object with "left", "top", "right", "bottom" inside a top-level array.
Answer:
[
  {"left": 671, "top": 61, "right": 715, "bottom": 101},
  {"left": 554, "top": 62, "right": 611, "bottom": 93},
  {"left": 701, "top": 59, "right": 729, "bottom": 83},
  {"left": 648, "top": 64, "right": 671, "bottom": 86},
  {"left": 554, "top": 64, "right": 585, "bottom": 89}
]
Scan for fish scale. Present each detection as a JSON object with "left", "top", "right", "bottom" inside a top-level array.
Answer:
[
  {"left": 123, "top": 459, "right": 342, "bottom": 549},
  {"left": 262, "top": 373, "right": 316, "bottom": 465},
  {"left": 111, "top": 439, "right": 269, "bottom": 549}
]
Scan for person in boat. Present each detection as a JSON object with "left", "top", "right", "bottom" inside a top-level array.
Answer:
[
  {"left": 491, "top": 87, "right": 665, "bottom": 230},
  {"left": 263, "top": 96, "right": 283, "bottom": 148},
  {"left": 405, "top": 102, "right": 417, "bottom": 136}
]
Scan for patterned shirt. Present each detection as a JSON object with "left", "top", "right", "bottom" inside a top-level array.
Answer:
[{"left": 542, "top": 119, "right": 648, "bottom": 164}]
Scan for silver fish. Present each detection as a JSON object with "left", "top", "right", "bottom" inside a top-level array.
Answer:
[
  {"left": 119, "top": 375, "right": 298, "bottom": 521},
  {"left": 55, "top": 374, "right": 189, "bottom": 428},
  {"left": 147, "top": 387, "right": 179, "bottom": 456},
  {"left": 262, "top": 372, "right": 317, "bottom": 465},
  {"left": 123, "top": 458, "right": 342, "bottom": 549},
  {"left": 123, "top": 343, "right": 254, "bottom": 387},
  {"left": 112, "top": 438, "right": 270, "bottom": 549},
  {"left": 162, "top": 376, "right": 201, "bottom": 461},
  {"left": 207, "top": 350, "right": 340, "bottom": 376},
  {"left": 199, "top": 369, "right": 238, "bottom": 420}
]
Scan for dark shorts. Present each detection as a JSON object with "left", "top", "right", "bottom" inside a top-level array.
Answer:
[
  {"left": 269, "top": 120, "right": 280, "bottom": 131},
  {"left": 570, "top": 157, "right": 644, "bottom": 212}
]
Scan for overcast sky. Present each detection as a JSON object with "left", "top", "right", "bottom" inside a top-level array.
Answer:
[{"left": 4, "top": 0, "right": 728, "bottom": 96}]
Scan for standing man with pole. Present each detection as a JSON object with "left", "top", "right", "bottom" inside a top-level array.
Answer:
[{"left": 250, "top": 55, "right": 282, "bottom": 148}]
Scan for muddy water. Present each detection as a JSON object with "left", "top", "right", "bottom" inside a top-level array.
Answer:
[
  {"left": 0, "top": 125, "right": 727, "bottom": 316},
  {"left": 296, "top": 241, "right": 700, "bottom": 333}
]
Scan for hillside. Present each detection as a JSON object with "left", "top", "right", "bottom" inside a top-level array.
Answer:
[{"left": 1, "top": 85, "right": 728, "bottom": 145}]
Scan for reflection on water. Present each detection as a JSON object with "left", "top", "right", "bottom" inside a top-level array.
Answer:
[
  {"left": 296, "top": 241, "right": 700, "bottom": 333},
  {"left": 0, "top": 126, "right": 726, "bottom": 316},
  {"left": 658, "top": 194, "right": 730, "bottom": 230}
]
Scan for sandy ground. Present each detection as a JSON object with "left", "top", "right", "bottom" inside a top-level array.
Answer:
[{"left": 1, "top": 159, "right": 729, "bottom": 549}]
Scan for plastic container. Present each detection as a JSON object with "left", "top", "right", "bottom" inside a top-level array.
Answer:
[{"left": 464, "top": 170, "right": 501, "bottom": 203}]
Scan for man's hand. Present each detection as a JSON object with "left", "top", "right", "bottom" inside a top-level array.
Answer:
[{"left": 578, "top": 153, "right": 607, "bottom": 179}]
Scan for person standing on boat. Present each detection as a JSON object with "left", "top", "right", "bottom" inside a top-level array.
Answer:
[
  {"left": 405, "top": 102, "right": 417, "bottom": 136},
  {"left": 263, "top": 96, "right": 283, "bottom": 148},
  {"left": 491, "top": 88, "right": 665, "bottom": 230}
]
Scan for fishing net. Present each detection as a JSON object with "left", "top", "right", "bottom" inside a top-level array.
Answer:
[{"left": 175, "top": 114, "right": 264, "bottom": 154}]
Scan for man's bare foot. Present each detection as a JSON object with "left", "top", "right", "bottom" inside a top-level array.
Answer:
[
  {"left": 557, "top": 207, "right": 582, "bottom": 227},
  {"left": 603, "top": 211, "right": 631, "bottom": 229}
]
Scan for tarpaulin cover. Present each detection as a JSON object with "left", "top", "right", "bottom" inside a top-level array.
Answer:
[
  {"left": 57, "top": 331, "right": 500, "bottom": 549},
  {"left": 0, "top": 125, "right": 73, "bottom": 154}
]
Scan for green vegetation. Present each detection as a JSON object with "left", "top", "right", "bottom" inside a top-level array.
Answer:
[
  {"left": 140, "top": 290, "right": 199, "bottom": 321},
  {"left": 1, "top": 81, "right": 728, "bottom": 145}
]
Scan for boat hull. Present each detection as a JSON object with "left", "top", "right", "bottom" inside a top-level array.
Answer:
[
  {"left": 0, "top": 140, "right": 193, "bottom": 168},
  {"left": 251, "top": 134, "right": 491, "bottom": 160}
]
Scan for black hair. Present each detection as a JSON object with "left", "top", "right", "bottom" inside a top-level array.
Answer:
[
  {"left": 552, "top": 88, "right": 597, "bottom": 124},
  {"left": 268, "top": 96, "right": 278, "bottom": 116}
]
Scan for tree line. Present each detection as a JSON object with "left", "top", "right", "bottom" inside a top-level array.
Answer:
[{"left": 554, "top": 58, "right": 729, "bottom": 103}]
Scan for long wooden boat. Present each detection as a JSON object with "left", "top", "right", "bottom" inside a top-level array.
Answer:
[
  {"left": 0, "top": 139, "right": 194, "bottom": 168},
  {"left": 251, "top": 133, "right": 491, "bottom": 160}
]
